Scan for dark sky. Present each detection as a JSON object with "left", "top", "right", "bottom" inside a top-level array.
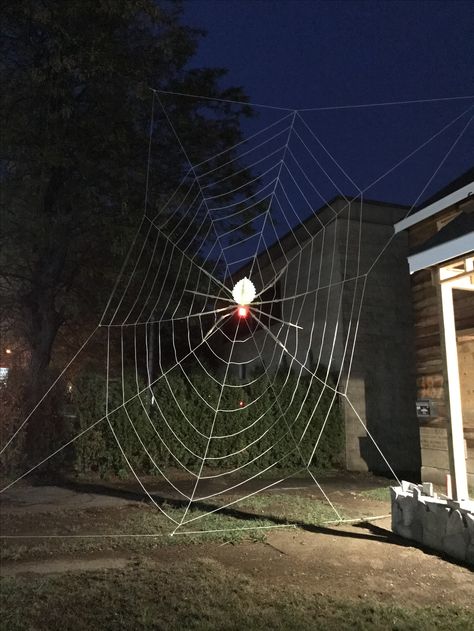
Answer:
[{"left": 182, "top": 0, "right": 473, "bottom": 207}]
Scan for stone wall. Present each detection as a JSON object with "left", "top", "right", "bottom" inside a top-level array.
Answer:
[{"left": 391, "top": 481, "right": 474, "bottom": 566}]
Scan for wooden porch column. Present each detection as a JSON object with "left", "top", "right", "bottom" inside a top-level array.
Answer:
[{"left": 439, "top": 279, "right": 469, "bottom": 501}]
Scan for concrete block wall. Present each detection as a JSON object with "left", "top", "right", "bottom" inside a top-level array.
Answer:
[
  {"left": 337, "top": 203, "right": 419, "bottom": 475},
  {"left": 391, "top": 482, "right": 474, "bottom": 565}
]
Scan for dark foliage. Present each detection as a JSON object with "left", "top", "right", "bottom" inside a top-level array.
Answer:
[
  {"left": 70, "top": 368, "right": 344, "bottom": 477},
  {"left": 0, "top": 0, "right": 255, "bottom": 462}
]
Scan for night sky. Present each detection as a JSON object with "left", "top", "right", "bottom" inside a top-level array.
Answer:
[{"left": 182, "top": 0, "right": 473, "bottom": 207}]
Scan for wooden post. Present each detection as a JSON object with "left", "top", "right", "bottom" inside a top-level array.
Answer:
[{"left": 439, "top": 279, "right": 469, "bottom": 501}]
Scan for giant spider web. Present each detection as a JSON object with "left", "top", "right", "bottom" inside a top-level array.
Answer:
[{"left": 1, "top": 91, "right": 473, "bottom": 536}]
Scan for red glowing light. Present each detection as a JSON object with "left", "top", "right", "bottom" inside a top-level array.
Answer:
[
  {"left": 237, "top": 306, "right": 248, "bottom": 318},
  {"left": 239, "top": 400, "right": 245, "bottom": 408}
]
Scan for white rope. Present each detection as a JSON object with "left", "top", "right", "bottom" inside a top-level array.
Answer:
[
  {"left": 0, "top": 326, "right": 99, "bottom": 456},
  {"left": 2, "top": 91, "right": 470, "bottom": 543},
  {"left": 0, "top": 523, "right": 297, "bottom": 540},
  {"left": 154, "top": 87, "right": 473, "bottom": 113}
]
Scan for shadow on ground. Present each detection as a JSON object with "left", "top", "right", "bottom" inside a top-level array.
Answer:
[{"left": 52, "top": 477, "right": 396, "bottom": 545}]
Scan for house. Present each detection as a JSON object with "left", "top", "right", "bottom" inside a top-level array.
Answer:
[
  {"left": 394, "top": 167, "right": 474, "bottom": 499},
  {"left": 225, "top": 195, "right": 421, "bottom": 477}
]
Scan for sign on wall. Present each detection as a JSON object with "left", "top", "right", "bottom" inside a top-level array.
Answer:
[{"left": 416, "top": 399, "right": 437, "bottom": 418}]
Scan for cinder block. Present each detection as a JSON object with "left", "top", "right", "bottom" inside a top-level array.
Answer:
[
  {"left": 410, "top": 520, "right": 423, "bottom": 544},
  {"left": 390, "top": 486, "right": 402, "bottom": 502},
  {"left": 391, "top": 492, "right": 474, "bottom": 564},
  {"left": 391, "top": 503, "right": 403, "bottom": 531},
  {"left": 424, "top": 496, "right": 449, "bottom": 508},
  {"left": 443, "top": 510, "right": 469, "bottom": 561},
  {"left": 446, "top": 499, "right": 462, "bottom": 510},
  {"left": 422, "top": 482, "right": 434, "bottom": 496},
  {"left": 443, "top": 533, "right": 467, "bottom": 562},
  {"left": 446, "top": 509, "right": 465, "bottom": 536},
  {"left": 423, "top": 527, "right": 442, "bottom": 551},
  {"left": 394, "top": 522, "right": 422, "bottom": 543},
  {"left": 390, "top": 487, "right": 402, "bottom": 528},
  {"left": 466, "top": 544, "right": 474, "bottom": 567},
  {"left": 422, "top": 504, "right": 448, "bottom": 538},
  {"left": 465, "top": 512, "right": 474, "bottom": 537},
  {"left": 399, "top": 494, "right": 423, "bottom": 527},
  {"left": 431, "top": 503, "right": 451, "bottom": 528}
]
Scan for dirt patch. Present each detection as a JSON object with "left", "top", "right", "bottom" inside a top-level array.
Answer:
[
  {"left": 2, "top": 473, "right": 472, "bottom": 610},
  {"left": 0, "top": 471, "right": 392, "bottom": 518},
  {"left": 2, "top": 521, "right": 473, "bottom": 607},
  {"left": 1, "top": 555, "right": 131, "bottom": 577},
  {"left": 0, "top": 484, "right": 142, "bottom": 515},
  {"left": 263, "top": 525, "right": 474, "bottom": 607}
]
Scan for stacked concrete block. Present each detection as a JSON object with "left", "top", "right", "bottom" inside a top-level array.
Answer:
[
  {"left": 443, "top": 509, "right": 469, "bottom": 561},
  {"left": 391, "top": 482, "right": 474, "bottom": 565},
  {"left": 422, "top": 500, "right": 450, "bottom": 550},
  {"left": 465, "top": 513, "right": 474, "bottom": 565}
]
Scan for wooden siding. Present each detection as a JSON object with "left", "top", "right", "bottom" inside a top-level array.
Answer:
[
  {"left": 409, "top": 204, "right": 474, "bottom": 478},
  {"left": 411, "top": 268, "right": 447, "bottom": 426}
]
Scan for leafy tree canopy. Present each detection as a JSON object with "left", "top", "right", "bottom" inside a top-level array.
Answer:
[{"left": 0, "top": 0, "right": 254, "bottom": 383}]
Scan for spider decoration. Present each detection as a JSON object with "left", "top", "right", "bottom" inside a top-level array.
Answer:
[{"left": 185, "top": 273, "right": 302, "bottom": 350}]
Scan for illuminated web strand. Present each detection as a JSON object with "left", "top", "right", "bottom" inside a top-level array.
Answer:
[
  {"left": 2, "top": 91, "right": 472, "bottom": 542},
  {"left": 194, "top": 112, "right": 294, "bottom": 171},
  {"left": 154, "top": 87, "right": 473, "bottom": 113},
  {"left": 156, "top": 95, "right": 234, "bottom": 284},
  {"left": 249, "top": 103, "right": 474, "bottom": 301},
  {"left": 295, "top": 114, "right": 361, "bottom": 192},
  {"left": 200, "top": 144, "right": 286, "bottom": 190},
  {"left": 367, "top": 111, "right": 474, "bottom": 275},
  {"left": 249, "top": 112, "right": 297, "bottom": 278},
  {"left": 245, "top": 318, "right": 343, "bottom": 521},
  {"left": 0, "top": 312, "right": 231, "bottom": 494},
  {"left": 172, "top": 325, "right": 241, "bottom": 532},
  {"left": 128, "top": 268, "right": 320, "bottom": 488},
  {"left": 203, "top": 162, "right": 281, "bottom": 201}
]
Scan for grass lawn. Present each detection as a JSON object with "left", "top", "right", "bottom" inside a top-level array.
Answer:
[
  {"left": 358, "top": 486, "right": 391, "bottom": 502},
  {"left": 1, "top": 481, "right": 472, "bottom": 630},
  {"left": 2, "top": 560, "right": 472, "bottom": 631},
  {"left": 0, "top": 493, "right": 343, "bottom": 562}
]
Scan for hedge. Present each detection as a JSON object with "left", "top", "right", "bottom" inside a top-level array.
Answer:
[{"left": 71, "top": 366, "right": 344, "bottom": 478}]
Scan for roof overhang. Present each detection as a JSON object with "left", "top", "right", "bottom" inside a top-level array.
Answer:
[
  {"left": 394, "top": 182, "right": 474, "bottom": 233},
  {"left": 407, "top": 233, "right": 474, "bottom": 274}
]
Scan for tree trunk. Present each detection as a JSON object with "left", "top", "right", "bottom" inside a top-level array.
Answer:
[{"left": 23, "top": 261, "right": 65, "bottom": 466}]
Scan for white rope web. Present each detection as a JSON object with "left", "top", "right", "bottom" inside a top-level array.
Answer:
[{"left": 1, "top": 91, "right": 473, "bottom": 539}]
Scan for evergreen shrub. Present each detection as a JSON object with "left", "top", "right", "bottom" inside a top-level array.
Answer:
[{"left": 71, "top": 367, "right": 344, "bottom": 477}]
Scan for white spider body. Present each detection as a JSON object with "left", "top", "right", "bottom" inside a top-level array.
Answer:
[{"left": 232, "top": 277, "right": 256, "bottom": 306}]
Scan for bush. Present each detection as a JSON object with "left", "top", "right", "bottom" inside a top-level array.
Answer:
[
  {"left": 0, "top": 368, "right": 73, "bottom": 478},
  {"left": 71, "top": 366, "right": 344, "bottom": 478},
  {"left": 0, "top": 372, "right": 26, "bottom": 478}
]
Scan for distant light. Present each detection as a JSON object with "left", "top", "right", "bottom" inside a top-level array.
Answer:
[
  {"left": 5, "top": 349, "right": 12, "bottom": 354},
  {"left": 239, "top": 400, "right": 245, "bottom": 408},
  {"left": 238, "top": 306, "right": 248, "bottom": 318}
]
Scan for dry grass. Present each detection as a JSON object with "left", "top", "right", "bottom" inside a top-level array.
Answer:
[
  {"left": 0, "top": 493, "right": 345, "bottom": 562},
  {"left": 1, "top": 559, "right": 471, "bottom": 631}
]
